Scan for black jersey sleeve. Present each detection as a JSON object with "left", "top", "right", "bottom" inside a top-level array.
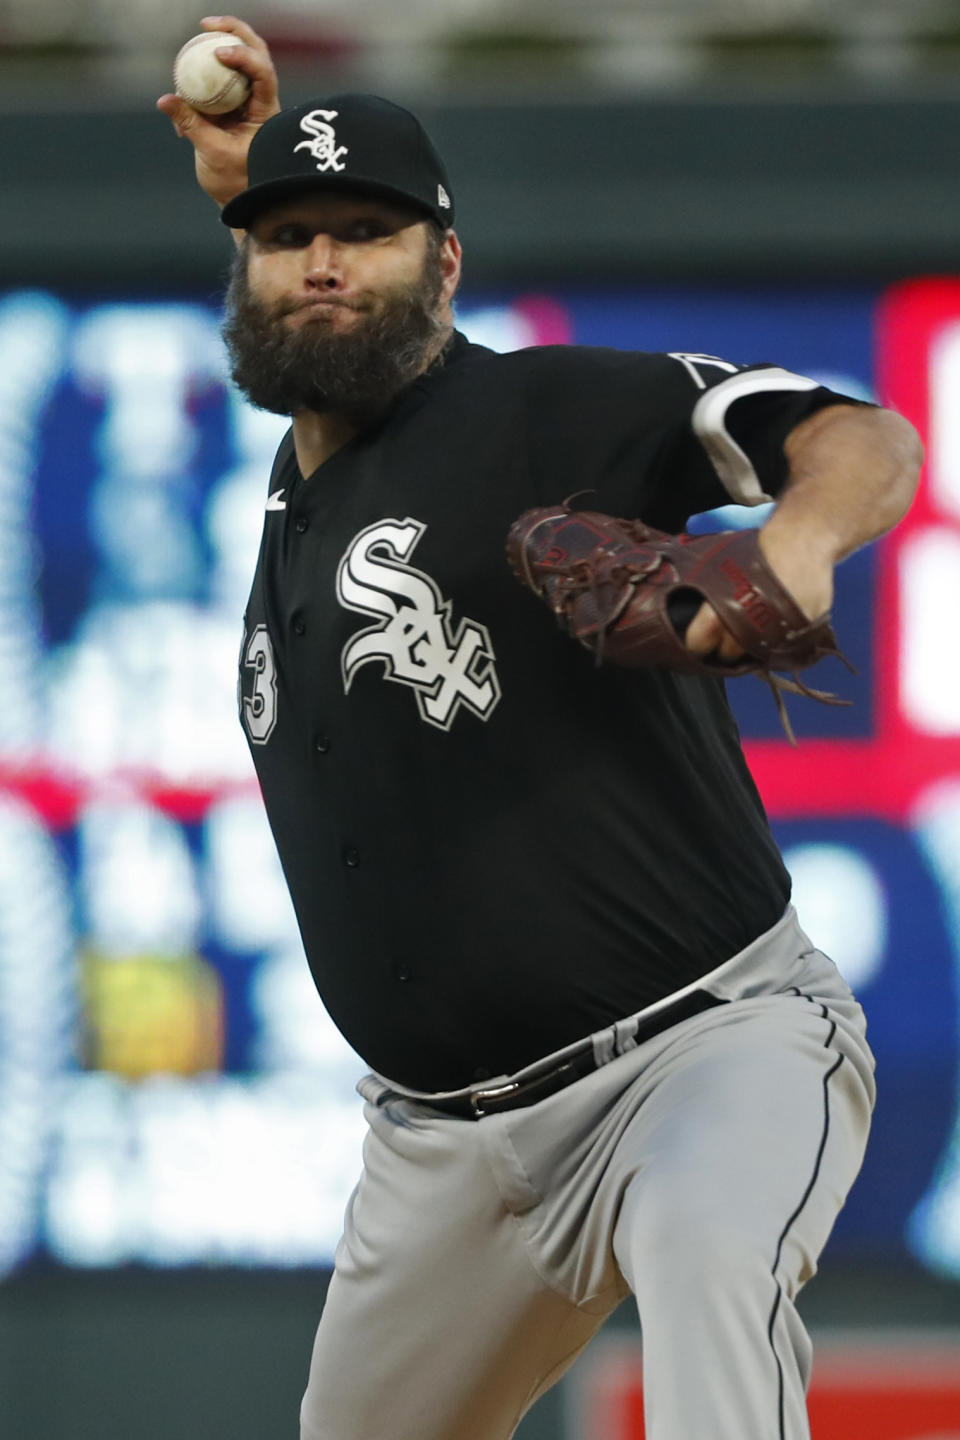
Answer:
[
  {"left": 521, "top": 346, "right": 868, "bottom": 532},
  {"left": 672, "top": 353, "right": 871, "bottom": 516}
]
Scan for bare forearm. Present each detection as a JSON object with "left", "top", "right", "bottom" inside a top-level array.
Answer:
[
  {"left": 765, "top": 403, "right": 923, "bottom": 568},
  {"left": 687, "top": 402, "right": 922, "bottom": 659}
]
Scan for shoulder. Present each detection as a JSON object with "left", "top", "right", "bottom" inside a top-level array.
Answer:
[
  {"left": 460, "top": 339, "right": 669, "bottom": 377},
  {"left": 451, "top": 337, "right": 683, "bottom": 404}
]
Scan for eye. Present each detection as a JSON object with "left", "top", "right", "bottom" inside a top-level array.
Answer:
[
  {"left": 343, "top": 218, "right": 393, "bottom": 243},
  {"left": 262, "top": 222, "right": 313, "bottom": 248}
]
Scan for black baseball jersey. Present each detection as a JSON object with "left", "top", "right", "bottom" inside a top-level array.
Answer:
[{"left": 238, "top": 334, "right": 856, "bottom": 1092}]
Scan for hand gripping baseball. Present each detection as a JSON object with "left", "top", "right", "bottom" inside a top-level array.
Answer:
[
  {"left": 507, "top": 502, "right": 853, "bottom": 743},
  {"left": 157, "top": 16, "right": 280, "bottom": 211}
]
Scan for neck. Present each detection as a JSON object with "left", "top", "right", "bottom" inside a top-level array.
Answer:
[{"left": 292, "top": 410, "right": 359, "bottom": 478}]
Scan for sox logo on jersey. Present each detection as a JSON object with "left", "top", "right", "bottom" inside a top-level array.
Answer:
[{"left": 337, "top": 518, "right": 501, "bottom": 730}]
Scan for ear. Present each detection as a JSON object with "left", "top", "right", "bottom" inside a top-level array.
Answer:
[{"left": 439, "top": 229, "right": 463, "bottom": 306}]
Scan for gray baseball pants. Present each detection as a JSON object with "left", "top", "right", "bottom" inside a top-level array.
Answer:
[{"left": 299, "top": 906, "right": 876, "bottom": 1440}]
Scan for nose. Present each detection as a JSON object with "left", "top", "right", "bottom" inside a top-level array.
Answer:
[{"left": 304, "top": 232, "right": 344, "bottom": 290}]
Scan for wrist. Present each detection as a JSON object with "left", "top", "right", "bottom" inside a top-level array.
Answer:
[
  {"left": 209, "top": 181, "right": 247, "bottom": 211},
  {"left": 758, "top": 512, "right": 844, "bottom": 571},
  {"left": 198, "top": 159, "right": 249, "bottom": 212},
  {"left": 757, "top": 517, "right": 838, "bottom": 621}
]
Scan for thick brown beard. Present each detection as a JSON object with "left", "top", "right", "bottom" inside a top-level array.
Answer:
[{"left": 222, "top": 229, "right": 449, "bottom": 428}]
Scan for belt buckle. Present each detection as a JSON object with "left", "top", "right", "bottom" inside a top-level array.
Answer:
[{"left": 469, "top": 1081, "right": 520, "bottom": 1118}]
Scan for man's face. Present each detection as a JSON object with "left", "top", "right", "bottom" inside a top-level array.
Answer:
[{"left": 222, "top": 191, "right": 461, "bottom": 425}]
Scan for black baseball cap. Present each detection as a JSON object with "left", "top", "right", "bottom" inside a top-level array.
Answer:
[{"left": 220, "top": 94, "right": 455, "bottom": 230}]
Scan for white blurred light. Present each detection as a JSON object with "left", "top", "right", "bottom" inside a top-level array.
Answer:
[
  {"left": 899, "top": 529, "right": 960, "bottom": 735},
  {"left": 47, "top": 1072, "right": 365, "bottom": 1268},
  {"left": 0, "top": 292, "right": 68, "bottom": 757},
  {"left": 47, "top": 601, "right": 254, "bottom": 782},
  {"left": 0, "top": 795, "right": 76, "bottom": 1277},
  {"left": 783, "top": 843, "right": 887, "bottom": 990},
  {"left": 908, "top": 777, "right": 960, "bottom": 1278},
  {"left": 804, "top": 371, "right": 874, "bottom": 403},
  {"left": 91, "top": 475, "right": 203, "bottom": 598},
  {"left": 207, "top": 393, "right": 291, "bottom": 621},
  {"left": 207, "top": 392, "right": 290, "bottom": 609},
  {"left": 251, "top": 947, "right": 367, "bottom": 1086},
  {"left": 931, "top": 320, "right": 960, "bottom": 523},
  {"left": 457, "top": 305, "right": 542, "bottom": 353},
  {"left": 45, "top": 1075, "right": 132, "bottom": 1267},
  {"left": 45, "top": 301, "right": 261, "bottom": 784},
  {"left": 204, "top": 794, "right": 300, "bottom": 954},
  {"left": 79, "top": 798, "right": 200, "bottom": 953},
  {"left": 913, "top": 778, "right": 960, "bottom": 892},
  {"left": 206, "top": 463, "right": 279, "bottom": 616},
  {"left": 72, "top": 305, "right": 222, "bottom": 479},
  {"left": 225, "top": 388, "right": 291, "bottom": 460}
]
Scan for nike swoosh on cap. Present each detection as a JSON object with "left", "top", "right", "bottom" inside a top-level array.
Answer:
[{"left": 266, "top": 490, "right": 287, "bottom": 511}]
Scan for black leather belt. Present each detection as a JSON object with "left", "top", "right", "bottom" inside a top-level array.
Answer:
[{"left": 407, "top": 988, "right": 727, "bottom": 1120}]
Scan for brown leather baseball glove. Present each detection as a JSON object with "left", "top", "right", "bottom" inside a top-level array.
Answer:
[{"left": 506, "top": 502, "right": 853, "bottom": 742}]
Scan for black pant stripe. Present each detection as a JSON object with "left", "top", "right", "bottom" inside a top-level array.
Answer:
[{"left": 767, "top": 989, "right": 845, "bottom": 1440}]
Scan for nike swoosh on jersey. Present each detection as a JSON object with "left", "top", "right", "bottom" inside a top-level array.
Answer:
[{"left": 265, "top": 490, "right": 287, "bottom": 511}]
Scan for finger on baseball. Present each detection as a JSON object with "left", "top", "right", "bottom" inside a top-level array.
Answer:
[
  {"left": 202, "top": 15, "right": 271, "bottom": 55},
  {"left": 157, "top": 93, "right": 230, "bottom": 145},
  {"left": 213, "top": 40, "right": 276, "bottom": 87},
  {"left": 206, "top": 28, "right": 280, "bottom": 118}
]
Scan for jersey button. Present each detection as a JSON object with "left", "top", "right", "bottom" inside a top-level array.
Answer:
[
  {"left": 394, "top": 963, "right": 412, "bottom": 983},
  {"left": 314, "top": 735, "right": 331, "bottom": 754},
  {"left": 292, "top": 616, "right": 306, "bottom": 636},
  {"left": 295, "top": 516, "right": 308, "bottom": 534},
  {"left": 343, "top": 846, "right": 360, "bottom": 868}
]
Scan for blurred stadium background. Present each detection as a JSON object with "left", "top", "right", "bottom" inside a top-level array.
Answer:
[{"left": 3, "top": 0, "right": 960, "bottom": 1436}]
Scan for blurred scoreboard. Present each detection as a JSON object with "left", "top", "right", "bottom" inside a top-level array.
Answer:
[{"left": 0, "top": 279, "right": 958, "bottom": 1277}]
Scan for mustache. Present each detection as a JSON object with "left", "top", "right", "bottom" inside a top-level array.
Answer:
[{"left": 276, "top": 295, "right": 368, "bottom": 319}]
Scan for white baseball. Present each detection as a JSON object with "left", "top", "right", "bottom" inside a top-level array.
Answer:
[{"left": 173, "top": 31, "right": 252, "bottom": 115}]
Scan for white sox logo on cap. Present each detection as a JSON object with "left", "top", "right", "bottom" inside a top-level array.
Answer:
[{"left": 293, "top": 110, "right": 348, "bottom": 173}]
